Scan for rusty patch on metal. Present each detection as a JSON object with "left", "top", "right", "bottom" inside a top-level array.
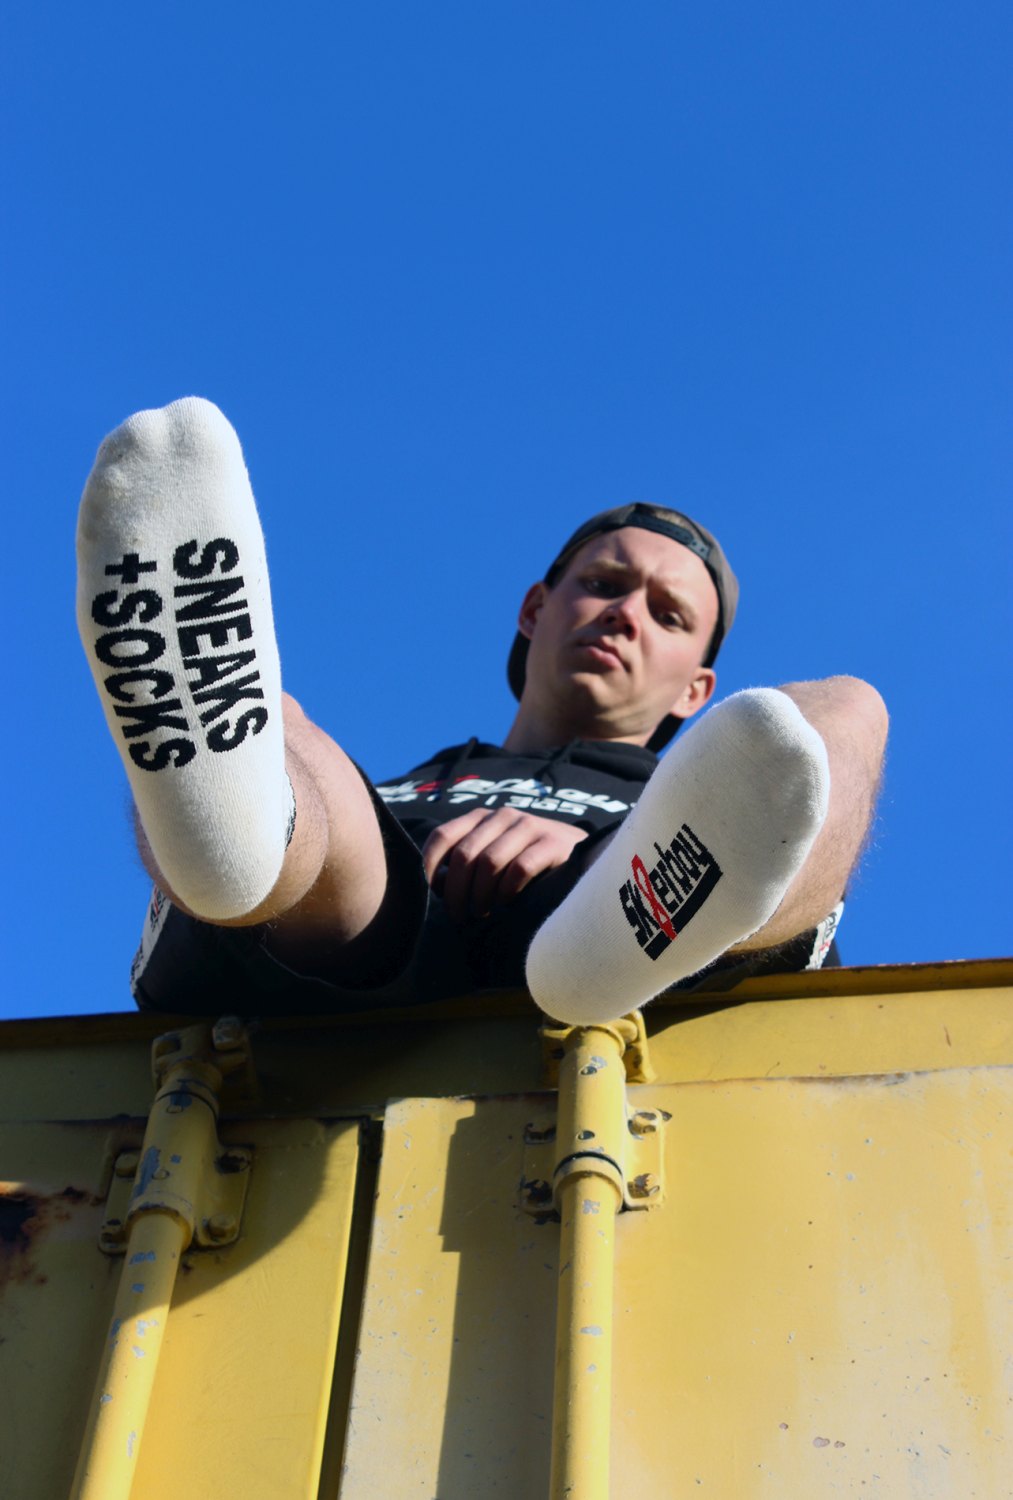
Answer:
[{"left": 0, "top": 1183, "right": 100, "bottom": 1286}]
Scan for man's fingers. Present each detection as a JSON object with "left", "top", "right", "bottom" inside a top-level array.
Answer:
[
  {"left": 421, "top": 808, "right": 492, "bottom": 885},
  {"left": 438, "top": 812, "right": 532, "bottom": 920},
  {"left": 422, "top": 809, "right": 589, "bottom": 920},
  {"left": 462, "top": 820, "right": 543, "bottom": 918}
]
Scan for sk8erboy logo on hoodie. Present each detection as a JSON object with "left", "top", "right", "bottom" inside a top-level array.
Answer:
[{"left": 619, "top": 823, "right": 722, "bottom": 960}]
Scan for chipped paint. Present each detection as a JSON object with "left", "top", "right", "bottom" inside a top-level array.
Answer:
[
  {"left": 579, "top": 1325, "right": 603, "bottom": 1337},
  {"left": 129, "top": 1251, "right": 155, "bottom": 1264},
  {"left": 127, "top": 1430, "right": 137, "bottom": 1458},
  {"left": 130, "top": 1283, "right": 145, "bottom": 1294},
  {"left": 581, "top": 1199, "right": 600, "bottom": 1215},
  {"left": 132, "top": 1145, "right": 161, "bottom": 1199},
  {"left": 135, "top": 1318, "right": 158, "bottom": 1336},
  {"left": 99, "top": 1393, "right": 112, "bottom": 1406},
  {"left": 131, "top": 1346, "right": 146, "bottom": 1359}
]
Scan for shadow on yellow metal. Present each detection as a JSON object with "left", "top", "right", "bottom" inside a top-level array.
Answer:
[{"left": 1, "top": 958, "right": 1011, "bottom": 1499}]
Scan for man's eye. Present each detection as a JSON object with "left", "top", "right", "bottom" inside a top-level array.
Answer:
[
  {"left": 655, "top": 608, "right": 685, "bottom": 629},
  {"left": 584, "top": 576, "right": 619, "bottom": 596}
]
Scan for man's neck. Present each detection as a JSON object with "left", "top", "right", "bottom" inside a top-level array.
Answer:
[{"left": 502, "top": 704, "right": 651, "bottom": 755}]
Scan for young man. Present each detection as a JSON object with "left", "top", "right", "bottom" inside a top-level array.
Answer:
[{"left": 77, "top": 398, "right": 887, "bottom": 1023}]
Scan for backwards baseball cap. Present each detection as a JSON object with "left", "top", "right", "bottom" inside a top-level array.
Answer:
[{"left": 507, "top": 502, "right": 739, "bottom": 753}]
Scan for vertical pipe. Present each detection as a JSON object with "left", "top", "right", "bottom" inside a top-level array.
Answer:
[
  {"left": 70, "top": 1211, "right": 188, "bottom": 1500},
  {"left": 549, "top": 1025, "right": 627, "bottom": 1500},
  {"left": 70, "top": 1034, "right": 228, "bottom": 1500}
]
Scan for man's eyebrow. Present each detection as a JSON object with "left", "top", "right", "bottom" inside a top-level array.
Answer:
[{"left": 581, "top": 557, "right": 703, "bottom": 627}]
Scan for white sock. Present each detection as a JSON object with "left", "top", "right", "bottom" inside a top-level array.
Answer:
[
  {"left": 525, "top": 689, "right": 830, "bottom": 1023},
  {"left": 77, "top": 397, "right": 293, "bottom": 921}
]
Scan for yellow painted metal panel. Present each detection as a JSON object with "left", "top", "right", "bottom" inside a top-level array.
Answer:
[
  {"left": 1, "top": 1117, "right": 362, "bottom": 1500},
  {"left": 3, "top": 961, "right": 1010, "bottom": 1123},
  {"left": 340, "top": 1067, "right": 1012, "bottom": 1497},
  {"left": 340, "top": 1096, "right": 558, "bottom": 1497},
  {"left": 2, "top": 963, "right": 1011, "bottom": 1498},
  {"left": 612, "top": 1068, "right": 1013, "bottom": 1497}
]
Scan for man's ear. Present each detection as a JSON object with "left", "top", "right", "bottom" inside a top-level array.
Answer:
[
  {"left": 517, "top": 582, "right": 548, "bottom": 641},
  {"left": 671, "top": 667, "right": 717, "bottom": 721}
]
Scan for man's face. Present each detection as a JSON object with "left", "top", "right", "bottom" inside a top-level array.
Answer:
[{"left": 517, "top": 527, "right": 720, "bottom": 744}]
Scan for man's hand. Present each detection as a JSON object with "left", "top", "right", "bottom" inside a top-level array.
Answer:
[{"left": 422, "top": 809, "right": 589, "bottom": 921}]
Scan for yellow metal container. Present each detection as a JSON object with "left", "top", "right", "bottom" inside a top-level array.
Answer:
[{"left": 1, "top": 958, "right": 1010, "bottom": 1498}]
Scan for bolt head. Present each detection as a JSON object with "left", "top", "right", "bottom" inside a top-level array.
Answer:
[
  {"left": 207, "top": 1212, "right": 237, "bottom": 1242},
  {"left": 213, "top": 1017, "right": 245, "bottom": 1051},
  {"left": 629, "top": 1172, "right": 660, "bottom": 1199}
]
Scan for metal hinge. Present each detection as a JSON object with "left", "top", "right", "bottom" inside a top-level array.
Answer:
[{"left": 98, "top": 1017, "right": 256, "bottom": 1255}]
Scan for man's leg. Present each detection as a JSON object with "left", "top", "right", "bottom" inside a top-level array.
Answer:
[
  {"left": 79, "top": 398, "right": 389, "bottom": 957},
  {"left": 526, "top": 682, "right": 886, "bottom": 1023},
  {"left": 728, "top": 676, "right": 887, "bottom": 952}
]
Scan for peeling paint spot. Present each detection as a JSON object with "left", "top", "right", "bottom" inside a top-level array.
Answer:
[
  {"left": 170, "top": 1154, "right": 182, "bottom": 1163},
  {"left": 579, "top": 1325, "right": 603, "bottom": 1337},
  {"left": 587, "top": 1364, "right": 598, "bottom": 1373},
  {"left": 813, "top": 1436, "right": 830, "bottom": 1448},
  {"left": 108, "top": 1318, "right": 122, "bottom": 1346},
  {"left": 136, "top": 1318, "right": 158, "bottom": 1336},
  {"left": 129, "top": 1252, "right": 155, "bottom": 1265},
  {"left": 133, "top": 1146, "right": 161, "bottom": 1198},
  {"left": 779, "top": 1423, "right": 788, "bottom": 1431},
  {"left": 127, "top": 1431, "right": 137, "bottom": 1458},
  {"left": 131, "top": 1283, "right": 145, "bottom": 1295},
  {"left": 100, "top": 1394, "right": 112, "bottom": 1406},
  {"left": 581, "top": 1199, "right": 600, "bottom": 1215},
  {"left": 834, "top": 1441, "right": 845, "bottom": 1449},
  {"left": 132, "top": 1346, "right": 146, "bottom": 1359}
]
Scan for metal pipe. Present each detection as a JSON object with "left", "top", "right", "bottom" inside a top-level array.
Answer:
[
  {"left": 70, "top": 1210, "right": 187, "bottom": 1500},
  {"left": 549, "top": 1024, "right": 628, "bottom": 1500},
  {"left": 71, "top": 1030, "right": 228, "bottom": 1500}
]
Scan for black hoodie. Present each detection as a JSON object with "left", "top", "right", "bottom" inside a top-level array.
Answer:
[{"left": 375, "top": 738, "right": 657, "bottom": 852}]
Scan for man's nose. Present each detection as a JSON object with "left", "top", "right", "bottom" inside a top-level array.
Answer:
[{"left": 601, "top": 593, "right": 640, "bottom": 636}]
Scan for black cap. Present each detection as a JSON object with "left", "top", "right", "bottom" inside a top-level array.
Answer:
[{"left": 507, "top": 503, "right": 738, "bottom": 752}]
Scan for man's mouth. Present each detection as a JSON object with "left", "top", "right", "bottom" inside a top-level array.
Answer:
[{"left": 579, "top": 637, "right": 626, "bottom": 669}]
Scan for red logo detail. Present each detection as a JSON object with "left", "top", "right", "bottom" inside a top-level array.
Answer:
[{"left": 631, "top": 855, "right": 676, "bottom": 941}]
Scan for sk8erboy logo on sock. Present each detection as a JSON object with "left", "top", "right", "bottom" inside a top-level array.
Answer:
[{"left": 618, "top": 823, "right": 722, "bottom": 960}]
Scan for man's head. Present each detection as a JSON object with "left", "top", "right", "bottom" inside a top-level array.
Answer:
[{"left": 507, "top": 504, "right": 738, "bottom": 752}]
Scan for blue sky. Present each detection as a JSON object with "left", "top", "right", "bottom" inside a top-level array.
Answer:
[{"left": 3, "top": 3, "right": 1009, "bottom": 1019}]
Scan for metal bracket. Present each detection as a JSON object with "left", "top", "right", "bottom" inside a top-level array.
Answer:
[
  {"left": 100, "top": 1143, "right": 252, "bottom": 1255},
  {"left": 98, "top": 1017, "right": 256, "bottom": 1256},
  {"left": 539, "top": 1009, "right": 656, "bottom": 1087},
  {"left": 519, "top": 1102, "right": 667, "bottom": 1215}
]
